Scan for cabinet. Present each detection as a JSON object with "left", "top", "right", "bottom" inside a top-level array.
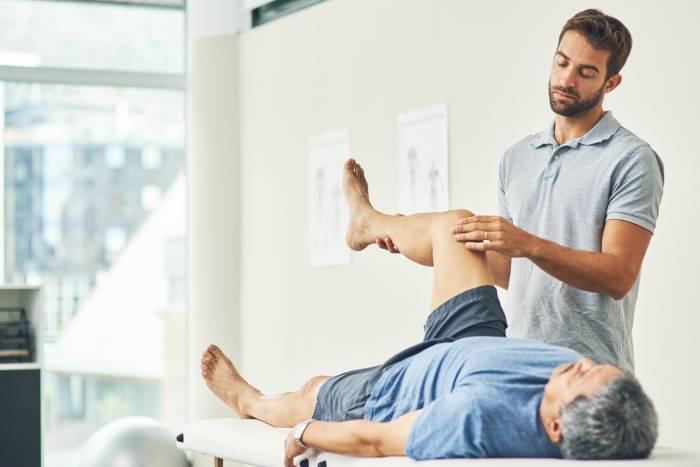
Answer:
[{"left": 0, "top": 286, "right": 43, "bottom": 467}]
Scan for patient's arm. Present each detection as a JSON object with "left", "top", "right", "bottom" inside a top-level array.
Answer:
[{"left": 284, "top": 411, "right": 421, "bottom": 465}]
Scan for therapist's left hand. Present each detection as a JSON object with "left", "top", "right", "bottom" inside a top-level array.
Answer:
[{"left": 452, "top": 215, "right": 536, "bottom": 257}]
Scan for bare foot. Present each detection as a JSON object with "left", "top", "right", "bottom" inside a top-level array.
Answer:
[
  {"left": 343, "top": 159, "right": 376, "bottom": 251},
  {"left": 200, "top": 344, "right": 260, "bottom": 418}
]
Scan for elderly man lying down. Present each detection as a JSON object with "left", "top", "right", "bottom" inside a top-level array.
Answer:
[{"left": 200, "top": 159, "right": 657, "bottom": 466}]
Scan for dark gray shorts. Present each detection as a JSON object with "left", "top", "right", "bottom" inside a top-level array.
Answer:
[{"left": 312, "top": 285, "right": 507, "bottom": 421}]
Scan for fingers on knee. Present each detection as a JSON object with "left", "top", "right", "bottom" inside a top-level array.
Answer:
[{"left": 451, "top": 209, "right": 475, "bottom": 219}]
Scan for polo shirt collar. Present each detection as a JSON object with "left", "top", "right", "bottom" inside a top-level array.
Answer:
[{"left": 530, "top": 111, "right": 620, "bottom": 149}]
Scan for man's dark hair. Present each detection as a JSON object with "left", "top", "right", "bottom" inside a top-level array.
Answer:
[
  {"left": 559, "top": 9, "right": 633, "bottom": 80},
  {"left": 559, "top": 372, "right": 658, "bottom": 460}
]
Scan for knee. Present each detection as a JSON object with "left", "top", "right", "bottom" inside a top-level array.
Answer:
[
  {"left": 300, "top": 375, "right": 328, "bottom": 413},
  {"left": 435, "top": 209, "right": 474, "bottom": 232},
  {"left": 449, "top": 209, "right": 475, "bottom": 220},
  {"left": 302, "top": 375, "right": 328, "bottom": 399},
  {"left": 427, "top": 210, "right": 473, "bottom": 242}
]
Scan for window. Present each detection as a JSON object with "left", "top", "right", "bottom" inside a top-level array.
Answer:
[
  {"left": 0, "top": 3, "right": 186, "bottom": 467},
  {"left": 0, "top": 0, "right": 184, "bottom": 73}
]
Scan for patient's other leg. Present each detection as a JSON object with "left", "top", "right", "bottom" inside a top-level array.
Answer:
[
  {"left": 343, "top": 159, "right": 493, "bottom": 309},
  {"left": 201, "top": 344, "right": 328, "bottom": 427}
]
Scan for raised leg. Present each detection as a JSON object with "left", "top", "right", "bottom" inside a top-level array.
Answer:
[
  {"left": 343, "top": 159, "right": 494, "bottom": 309},
  {"left": 344, "top": 159, "right": 433, "bottom": 266},
  {"left": 426, "top": 209, "right": 494, "bottom": 309},
  {"left": 199, "top": 161, "right": 497, "bottom": 429}
]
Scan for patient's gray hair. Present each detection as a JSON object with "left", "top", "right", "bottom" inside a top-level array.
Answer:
[{"left": 559, "top": 372, "right": 657, "bottom": 460}]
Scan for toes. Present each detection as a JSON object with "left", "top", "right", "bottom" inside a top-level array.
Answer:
[
  {"left": 200, "top": 358, "right": 211, "bottom": 371},
  {"left": 202, "top": 346, "right": 214, "bottom": 359},
  {"left": 209, "top": 345, "right": 224, "bottom": 358},
  {"left": 203, "top": 344, "right": 221, "bottom": 360}
]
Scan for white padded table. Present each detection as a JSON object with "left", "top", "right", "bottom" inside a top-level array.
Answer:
[{"left": 177, "top": 418, "right": 700, "bottom": 467}]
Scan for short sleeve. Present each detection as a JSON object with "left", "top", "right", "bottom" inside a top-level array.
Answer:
[
  {"left": 606, "top": 145, "right": 664, "bottom": 233},
  {"left": 405, "top": 386, "right": 487, "bottom": 460},
  {"left": 498, "top": 156, "right": 512, "bottom": 222}
]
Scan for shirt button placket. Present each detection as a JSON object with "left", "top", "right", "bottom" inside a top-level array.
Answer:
[{"left": 546, "top": 149, "right": 561, "bottom": 178}]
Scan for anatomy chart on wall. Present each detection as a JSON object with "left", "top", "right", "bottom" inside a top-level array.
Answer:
[
  {"left": 398, "top": 103, "right": 449, "bottom": 215},
  {"left": 309, "top": 129, "right": 351, "bottom": 268}
]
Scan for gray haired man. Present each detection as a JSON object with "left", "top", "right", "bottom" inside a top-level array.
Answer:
[{"left": 201, "top": 159, "right": 658, "bottom": 465}]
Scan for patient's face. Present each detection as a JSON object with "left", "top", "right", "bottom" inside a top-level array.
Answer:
[{"left": 545, "top": 357, "right": 622, "bottom": 407}]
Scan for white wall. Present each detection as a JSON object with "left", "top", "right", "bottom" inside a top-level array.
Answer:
[
  {"left": 193, "top": 0, "right": 700, "bottom": 452},
  {"left": 186, "top": 0, "right": 241, "bottom": 424}
]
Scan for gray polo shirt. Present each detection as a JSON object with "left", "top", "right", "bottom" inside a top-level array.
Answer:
[{"left": 498, "top": 111, "right": 664, "bottom": 372}]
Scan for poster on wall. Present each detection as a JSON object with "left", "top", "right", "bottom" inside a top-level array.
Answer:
[
  {"left": 398, "top": 103, "right": 450, "bottom": 215},
  {"left": 309, "top": 129, "right": 351, "bottom": 268}
]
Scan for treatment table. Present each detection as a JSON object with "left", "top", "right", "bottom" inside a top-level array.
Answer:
[{"left": 177, "top": 418, "right": 700, "bottom": 467}]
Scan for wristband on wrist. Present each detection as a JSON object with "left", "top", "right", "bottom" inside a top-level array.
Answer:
[{"left": 292, "top": 419, "right": 314, "bottom": 449}]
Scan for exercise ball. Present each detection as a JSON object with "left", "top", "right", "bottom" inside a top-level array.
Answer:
[{"left": 80, "top": 416, "right": 188, "bottom": 467}]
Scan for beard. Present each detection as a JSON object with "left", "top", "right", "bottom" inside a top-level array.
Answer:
[{"left": 548, "top": 80, "right": 605, "bottom": 117}]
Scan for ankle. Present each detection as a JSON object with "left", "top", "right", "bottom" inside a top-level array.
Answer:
[
  {"left": 363, "top": 207, "right": 384, "bottom": 226},
  {"left": 239, "top": 388, "right": 262, "bottom": 416}
]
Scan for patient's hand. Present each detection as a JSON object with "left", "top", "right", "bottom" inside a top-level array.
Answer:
[{"left": 284, "top": 432, "right": 309, "bottom": 467}]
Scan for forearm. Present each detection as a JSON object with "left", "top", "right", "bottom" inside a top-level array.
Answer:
[
  {"left": 301, "top": 420, "right": 385, "bottom": 457},
  {"left": 486, "top": 251, "right": 510, "bottom": 289},
  {"left": 527, "top": 236, "right": 634, "bottom": 299}
]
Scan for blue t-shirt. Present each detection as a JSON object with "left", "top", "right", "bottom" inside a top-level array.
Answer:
[{"left": 362, "top": 336, "right": 581, "bottom": 459}]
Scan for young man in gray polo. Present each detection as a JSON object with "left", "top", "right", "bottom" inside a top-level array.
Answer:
[{"left": 381, "top": 10, "right": 664, "bottom": 373}]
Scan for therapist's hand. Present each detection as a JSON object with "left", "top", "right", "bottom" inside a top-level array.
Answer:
[
  {"left": 376, "top": 237, "right": 400, "bottom": 253},
  {"left": 452, "top": 215, "right": 536, "bottom": 258}
]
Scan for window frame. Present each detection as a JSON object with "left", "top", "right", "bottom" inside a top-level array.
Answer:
[
  {"left": 42, "top": 0, "right": 184, "bottom": 10},
  {"left": 0, "top": 5, "right": 187, "bottom": 467},
  {"left": 250, "top": 0, "right": 327, "bottom": 28},
  {"left": 0, "top": 0, "right": 186, "bottom": 282},
  {"left": 0, "top": 65, "right": 185, "bottom": 90}
]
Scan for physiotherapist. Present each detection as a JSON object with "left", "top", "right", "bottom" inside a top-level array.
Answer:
[{"left": 380, "top": 9, "right": 664, "bottom": 373}]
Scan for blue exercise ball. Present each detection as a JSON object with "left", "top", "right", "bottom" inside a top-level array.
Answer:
[{"left": 81, "top": 416, "right": 188, "bottom": 467}]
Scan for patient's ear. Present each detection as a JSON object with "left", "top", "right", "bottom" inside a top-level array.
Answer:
[{"left": 547, "top": 417, "right": 562, "bottom": 444}]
